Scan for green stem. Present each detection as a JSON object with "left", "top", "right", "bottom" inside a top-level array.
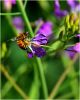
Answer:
[
  {"left": 0, "top": 12, "right": 21, "bottom": 16},
  {"left": 24, "top": 0, "right": 28, "bottom": 9},
  {"left": 17, "top": 0, "right": 34, "bottom": 37},
  {"left": 36, "top": 58, "right": 48, "bottom": 99},
  {"left": 17, "top": 1, "right": 48, "bottom": 99}
]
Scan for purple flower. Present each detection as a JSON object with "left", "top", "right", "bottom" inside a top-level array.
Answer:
[
  {"left": 27, "top": 33, "right": 47, "bottom": 58},
  {"left": 65, "top": 46, "right": 76, "bottom": 59},
  {"left": 54, "top": 0, "right": 68, "bottom": 18},
  {"left": 54, "top": 0, "right": 80, "bottom": 18},
  {"left": 65, "top": 42, "right": 80, "bottom": 59},
  {"left": 12, "top": 17, "right": 24, "bottom": 33},
  {"left": 37, "top": 21, "right": 53, "bottom": 39},
  {"left": 67, "top": 0, "right": 80, "bottom": 12},
  {"left": 27, "top": 33, "right": 48, "bottom": 58},
  {"left": 27, "top": 52, "right": 34, "bottom": 58},
  {"left": 4, "top": 0, "right": 16, "bottom": 11},
  {"left": 26, "top": 21, "right": 53, "bottom": 58}
]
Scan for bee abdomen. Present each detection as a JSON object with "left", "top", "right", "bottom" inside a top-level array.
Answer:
[{"left": 17, "top": 40, "right": 26, "bottom": 49}]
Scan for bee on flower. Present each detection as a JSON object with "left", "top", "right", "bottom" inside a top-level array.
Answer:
[{"left": 10, "top": 19, "right": 53, "bottom": 58}]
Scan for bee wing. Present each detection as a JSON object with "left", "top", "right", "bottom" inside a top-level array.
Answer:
[
  {"left": 11, "top": 37, "right": 17, "bottom": 41},
  {"left": 7, "top": 37, "right": 17, "bottom": 42}
]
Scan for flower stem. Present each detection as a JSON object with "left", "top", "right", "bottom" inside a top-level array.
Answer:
[
  {"left": 36, "top": 58, "right": 48, "bottom": 99},
  {"left": 17, "top": 0, "right": 34, "bottom": 37}
]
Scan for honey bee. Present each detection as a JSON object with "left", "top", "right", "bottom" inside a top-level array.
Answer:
[
  {"left": 10, "top": 32, "right": 39, "bottom": 51},
  {"left": 16, "top": 33, "right": 30, "bottom": 50}
]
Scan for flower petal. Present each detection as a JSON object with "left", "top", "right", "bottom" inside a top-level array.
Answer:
[
  {"left": 54, "top": 0, "right": 60, "bottom": 9},
  {"left": 65, "top": 46, "right": 76, "bottom": 59},
  {"left": 67, "top": 0, "right": 79, "bottom": 9},
  {"left": 65, "top": 50, "right": 76, "bottom": 59},
  {"left": 32, "top": 46, "right": 46, "bottom": 57},
  {"left": 27, "top": 52, "right": 34, "bottom": 58},
  {"left": 37, "top": 21, "right": 53, "bottom": 39},
  {"left": 54, "top": 0, "right": 68, "bottom": 18},
  {"left": 54, "top": 9, "right": 68, "bottom": 18},
  {"left": 32, "top": 34, "right": 47, "bottom": 45},
  {"left": 73, "top": 42, "right": 80, "bottom": 52}
]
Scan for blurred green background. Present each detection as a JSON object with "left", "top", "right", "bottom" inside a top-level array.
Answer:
[{"left": 1, "top": 0, "right": 79, "bottom": 99}]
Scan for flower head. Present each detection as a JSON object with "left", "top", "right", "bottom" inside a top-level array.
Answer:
[
  {"left": 26, "top": 34, "right": 47, "bottom": 58},
  {"left": 27, "top": 20, "right": 53, "bottom": 58},
  {"left": 12, "top": 17, "right": 24, "bottom": 33},
  {"left": 26, "top": 20, "right": 53, "bottom": 58},
  {"left": 4, "top": 0, "right": 16, "bottom": 11}
]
